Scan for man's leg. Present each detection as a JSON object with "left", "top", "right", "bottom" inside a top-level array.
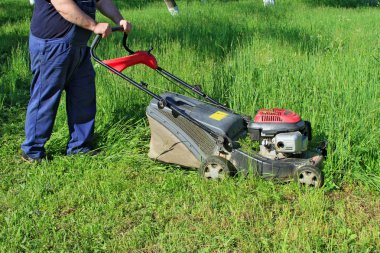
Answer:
[
  {"left": 66, "top": 47, "right": 96, "bottom": 155},
  {"left": 21, "top": 39, "right": 71, "bottom": 159}
]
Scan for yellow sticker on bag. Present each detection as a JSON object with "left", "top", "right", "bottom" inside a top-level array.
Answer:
[{"left": 209, "top": 111, "right": 229, "bottom": 121}]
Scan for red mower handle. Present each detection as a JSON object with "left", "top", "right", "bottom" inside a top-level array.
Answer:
[
  {"left": 90, "top": 27, "right": 158, "bottom": 72},
  {"left": 89, "top": 26, "right": 162, "bottom": 105}
]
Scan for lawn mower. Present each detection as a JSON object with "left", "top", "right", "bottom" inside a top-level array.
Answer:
[{"left": 90, "top": 28, "right": 326, "bottom": 187}]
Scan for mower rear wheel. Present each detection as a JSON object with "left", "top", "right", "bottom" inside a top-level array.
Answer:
[
  {"left": 294, "top": 165, "right": 323, "bottom": 188},
  {"left": 199, "top": 156, "right": 236, "bottom": 180}
]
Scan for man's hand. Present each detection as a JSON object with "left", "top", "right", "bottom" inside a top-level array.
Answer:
[
  {"left": 92, "top": 22, "right": 112, "bottom": 38},
  {"left": 119, "top": 20, "right": 132, "bottom": 34}
]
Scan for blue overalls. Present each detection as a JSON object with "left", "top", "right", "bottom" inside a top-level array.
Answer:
[{"left": 21, "top": 0, "right": 97, "bottom": 158}]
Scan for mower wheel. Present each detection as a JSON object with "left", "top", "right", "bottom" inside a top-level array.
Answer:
[
  {"left": 199, "top": 156, "right": 236, "bottom": 180},
  {"left": 294, "top": 165, "right": 323, "bottom": 188}
]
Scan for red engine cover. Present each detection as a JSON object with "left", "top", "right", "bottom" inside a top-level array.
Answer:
[{"left": 254, "top": 108, "right": 301, "bottom": 123}]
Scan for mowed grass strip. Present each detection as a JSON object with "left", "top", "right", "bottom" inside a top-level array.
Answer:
[{"left": 0, "top": 0, "right": 379, "bottom": 251}]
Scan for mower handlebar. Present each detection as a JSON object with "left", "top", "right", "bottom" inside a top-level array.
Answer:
[
  {"left": 89, "top": 27, "right": 235, "bottom": 151},
  {"left": 90, "top": 27, "right": 135, "bottom": 59}
]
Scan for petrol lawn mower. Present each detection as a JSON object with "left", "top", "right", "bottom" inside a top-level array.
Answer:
[{"left": 90, "top": 28, "right": 326, "bottom": 187}]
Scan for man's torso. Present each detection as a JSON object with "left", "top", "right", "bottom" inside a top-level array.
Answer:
[{"left": 30, "top": 0, "right": 96, "bottom": 39}]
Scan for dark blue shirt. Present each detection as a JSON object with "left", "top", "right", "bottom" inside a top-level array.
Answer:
[{"left": 31, "top": 0, "right": 96, "bottom": 39}]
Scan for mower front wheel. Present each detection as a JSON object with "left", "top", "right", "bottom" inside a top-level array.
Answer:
[
  {"left": 294, "top": 165, "right": 323, "bottom": 188},
  {"left": 199, "top": 156, "right": 236, "bottom": 180}
]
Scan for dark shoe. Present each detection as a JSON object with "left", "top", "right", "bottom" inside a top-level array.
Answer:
[
  {"left": 67, "top": 148, "right": 101, "bottom": 157},
  {"left": 21, "top": 152, "right": 44, "bottom": 163},
  {"left": 86, "top": 149, "right": 101, "bottom": 156}
]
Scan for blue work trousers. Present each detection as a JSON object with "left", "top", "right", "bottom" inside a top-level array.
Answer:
[{"left": 21, "top": 25, "right": 96, "bottom": 158}]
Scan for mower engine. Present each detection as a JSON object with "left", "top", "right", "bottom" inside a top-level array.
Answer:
[{"left": 248, "top": 109, "right": 312, "bottom": 160}]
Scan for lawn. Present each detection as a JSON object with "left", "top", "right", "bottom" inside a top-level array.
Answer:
[{"left": 0, "top": 0, "right": 379, "bottom": 251}]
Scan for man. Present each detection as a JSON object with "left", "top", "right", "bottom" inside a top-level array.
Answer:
[{"left": 21, "top": 0, "right": 132, "bottom": 162}]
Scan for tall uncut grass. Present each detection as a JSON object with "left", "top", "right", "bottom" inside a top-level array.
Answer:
[
  {"left": 0, "top": 0, "right": 379, "bottom": 251},
  {"left": 96, "top": 0, "right": 380, "bottom": 189}
]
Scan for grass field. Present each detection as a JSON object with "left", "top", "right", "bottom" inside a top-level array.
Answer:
[{"left": 0, "top": 0, "right": 379, "bottom": 251}]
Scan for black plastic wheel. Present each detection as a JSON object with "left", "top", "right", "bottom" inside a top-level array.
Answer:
[
  {"left": 294, "top": 165, "right": 323, "bottom": 188},
  {"left": 199, "top": 156, "right": 236, "bottom": 180}
]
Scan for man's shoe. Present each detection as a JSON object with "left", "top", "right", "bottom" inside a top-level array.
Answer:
[
  {"left": 67, "top": 147, "right": 101, "bottom": 157},
  {"left": 87, "top": 149, "right": 101, "bottom": 156},
  {"left": 21, "top": 152, "right": 43, "bottom": 163}
]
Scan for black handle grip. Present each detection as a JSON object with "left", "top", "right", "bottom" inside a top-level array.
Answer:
[{"left": 112, "top": 26, "right": 124, "bottom": 32}]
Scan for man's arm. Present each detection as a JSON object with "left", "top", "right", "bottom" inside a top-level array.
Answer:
[
  {"left": 50, "top": 0, "right": 111, "bottom": 37},
  {"left": 96, "top": 0, "right": 132, "bottom": 33}
]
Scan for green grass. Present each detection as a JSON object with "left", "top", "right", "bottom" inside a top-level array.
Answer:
[{"left": 0, "top": 0, "right": 379, "bottom": 251}]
